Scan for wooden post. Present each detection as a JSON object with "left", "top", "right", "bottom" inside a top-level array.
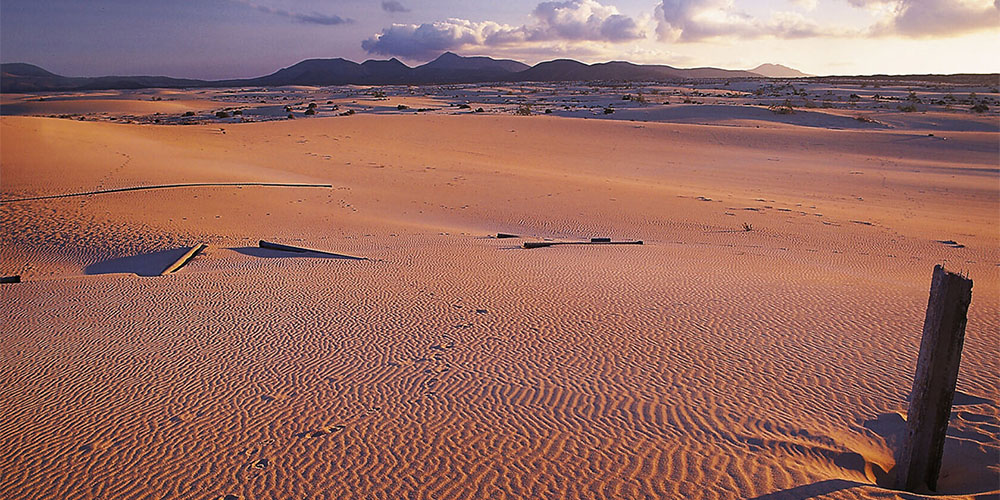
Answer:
[{"left": 896, "top": 265, "right": 973, "bottom": 492}]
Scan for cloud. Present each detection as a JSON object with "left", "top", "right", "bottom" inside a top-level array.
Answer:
[
  {"left": 654, "top": 0, "right": 998, "bottom": 42},
  {"left": 655, "top": 0, "right": 826, "bottom": 41},
  {"left": 362, "top": 0, "right": 645, "bottom": 59},
  {"left": 528, "top": 0, "right": 645, "bottom": 41},
  {"left": 849, "top": 0, "right": 999, "bottom": 37},
  {"left": 381, "top": 1, "right": 410, "bottom": 13},
  {"left": 234, "top": 0, "right": 352, "bottom": 26}
]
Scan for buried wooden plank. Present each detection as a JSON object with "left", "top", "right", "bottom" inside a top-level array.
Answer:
[
  {"left": 258, "top": 240, "right": 366, "bottom": 260},
  {"left": 896, "top": 265, "right": 973, "bottom": 493},
  {"left": 160, "top": 244, "right": 207, "bottom": 275},
  {"left": 523, "top": 240, "right": 643, "bottom": 249}
]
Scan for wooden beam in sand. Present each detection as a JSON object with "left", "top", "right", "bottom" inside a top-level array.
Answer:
[
  {"left": 523, "top": 240, "right": 643, "bottom": 249},
  {"left": 896, "top": 265, "right": 973, "bottom": 493},
  {"left": 160, "top": 244, "right": 207, "bottom": 275},
  {"left": 258, "top": 240, "right": 366, "bottom": 260}
]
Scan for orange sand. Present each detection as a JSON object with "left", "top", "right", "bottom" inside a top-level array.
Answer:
[{"left": 1, "top": 94, "right": 998, "bottom": 499}]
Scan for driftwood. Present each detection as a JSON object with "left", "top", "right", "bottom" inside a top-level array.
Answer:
[
  {"left": 523, "top": 240, "right": 643, "bottom": 249},
  {"left": 161, "top": 244, "right": 207, "bottom": 275}
]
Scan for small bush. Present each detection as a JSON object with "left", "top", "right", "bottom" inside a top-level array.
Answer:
[
  {"left": 855, "top": 115, "right": 876, "bottom": 123},
  {"left": 622, "top": 94, "right": 632, "bottom": 101},
  {"left": 972, "top": 103, "right": 989, "bottom": 113},
  {"left": 233, "top": 110, "right": 243, "bottom": 115},
  {"left": 475, "top": 107, "right": 484, "bottom": 113},
  {"left": 769, "top": 99, "right": 794, "bottom": 114},
  {"left": 898, "top": 104, "right": 918, "bottom": 112},
  {"left": 397, "top": 104, "right": 409, "bottom": 110},
  {"left": 457, "top": 103, "right": 471, "bottom": 109},
  {"left": 307, "top": 102, "right": 317, "bottom": 109},
  {"left": 515, "top": 104, "right": 532, "bottom": 116},
  {"left": 182, "top": 111, "right": 195, "bottom": 117},
  {"left": 287, "top": 113, "right": 295, "bottom": 119},
  {"left": 340, "top": 109, "right": 355, "bottom": 116},
  {"left": 603, "top": 107, "right": 615, "bottom": 114},
  {"left": 304, "top": 108, "right": 316, "bottom": 116},
  {"left": 544, "top": 109, "right": 552, "bottom": 114},
  {"left": 215, "top": 111, "right": 230, "bottom": 118}
]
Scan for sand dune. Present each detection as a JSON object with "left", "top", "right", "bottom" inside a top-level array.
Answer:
[{"left": 1, "top": 86, "right": 998, "bottom": 500}]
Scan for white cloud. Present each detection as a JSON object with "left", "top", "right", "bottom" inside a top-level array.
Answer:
[
  {"left": 362, "top": 0, "right": 645, "bottom": 59},
  {"left": 852, "top": 0, "right": 999, "bottom": 37},
  {"left": 654, "top": 0, "right": 828, "bottom": 41}
]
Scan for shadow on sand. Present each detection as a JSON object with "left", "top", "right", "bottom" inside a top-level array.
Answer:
[
  {"left": 231, "top": 247, "right": 364, "bottom": 260},
  {"left": 85, "top": 248, "right": 194, "bottom": 276}
]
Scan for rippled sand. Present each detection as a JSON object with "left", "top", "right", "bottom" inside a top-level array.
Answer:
[{"left": 1, "top": 101, "right": 998, "bottom": 499}]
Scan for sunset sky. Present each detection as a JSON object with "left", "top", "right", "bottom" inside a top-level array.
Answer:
[{"left": 2, "top": 0, "right": 998, "bottom": 79}]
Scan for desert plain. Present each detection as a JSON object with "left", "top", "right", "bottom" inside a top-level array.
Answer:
[{"left": 1, "top": 79, "right": 998, "bottom": 499}]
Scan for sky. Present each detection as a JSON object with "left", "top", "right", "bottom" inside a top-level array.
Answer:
[{"left": 1, "top": 0, "right": 998, "bottom": 79}]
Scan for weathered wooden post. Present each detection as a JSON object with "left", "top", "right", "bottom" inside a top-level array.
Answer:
[{"left": 896, "top": 265, "right": 973, "bottom": 492}]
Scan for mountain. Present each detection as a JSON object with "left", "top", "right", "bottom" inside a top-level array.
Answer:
[
  {"left": 3, "top": 54, "right": 802, "bottom": 92},
  {"left": 417, "top": 52, "right": 529, "bottom": 73},
  {"left": 411, "top": 52, "right": 529, "bottom": 83},
  {"left": 750, "top": 63, "right": 811, "bottom": 78},
  {"left": 516, "top": 59, "right": 760, "bottom": 82},
  {"left": 1, "top": 63, "right": 209, "bottom": 92}
]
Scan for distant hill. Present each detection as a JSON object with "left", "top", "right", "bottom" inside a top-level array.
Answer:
[
  {"left": 751, "top": 63, "right": 811, "bottom": 78},
  {"left": 3, "top": 55, "right": 988, "bottom": 92}
]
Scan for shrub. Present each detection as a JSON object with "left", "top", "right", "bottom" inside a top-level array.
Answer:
[
  {"left": 898, "top": 104, "right": 918, "bottom": 112},
  {"left": 340, "top": 109, "right": 355, "bottom": 116},
  {"left": 397, "top": 104, "right": 409, "bottom": 110},
  {"left": 457, "top": 103, "right": 471, "bottom": 109},
  {"left": 769, "top": 99, "right": 794, "bottom": 114},
  {"left": 183, "top": 111, "right": 195, "bottom": 117},
  {"left": 972, "top": 103, "right": 989, "bottom": 113},
  {"left": 622, "top": 94, "right": 632, "bottom": 100},
  {"left": 233, "top": 110, "right": 243, "bottom": 115},
  {"left": 603, "top": 107, "right": 614, "bottom": 114},
  {"left": 544, "top": 109, "right": 552, "bottom": 114},
  {"left": 287, "top": 113, "right": 294, "bottom": 119},
  {"left": 475, "top": 107, "right": 484, "bottom": 113},
  {"left": 215, "top": 111, "right": 230, "bottom": 118},
  {"left": 304, "top": 108, "right": 316, "bottom": 116},
  {"left": 307, "top": 102, "right": 317, "bottom": 109},
  {"left": 515, "top": 104, "right": 532, "bottom": 116}
]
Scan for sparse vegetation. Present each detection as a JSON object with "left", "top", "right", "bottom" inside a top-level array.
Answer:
[
  {"left": 603, "top": 106, "right": 615, "bottom": 114},
  {"left": 304, "top": 108, "right": 316, "bottom": 116},
  {"left": 397, "top": 104, "right": 409, "bottom": 110},
  {"left": 515, "top": 103, "right": 532, "bottom": 116},
  {"left": 182, "top": 111, "right": 195, "bottom": 117},
  {"left": 768, "top": 99, "right": 795, "bottom": 115},
  {"left": 475, "top": 107, "right": 485, "bottom": 113},
  {"left": 971, "top": 102, "right": 989, "bottom": 113},
  {"left": 898, "top": 104, "right": 918, "bottom": 112},
  {"left": 215, "top": 111, "right": 230, "bottom": 118}
]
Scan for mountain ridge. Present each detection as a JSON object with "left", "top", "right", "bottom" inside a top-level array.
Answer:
[{"left": 0, "top": 54, "right": 885, "bottom": 92}]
